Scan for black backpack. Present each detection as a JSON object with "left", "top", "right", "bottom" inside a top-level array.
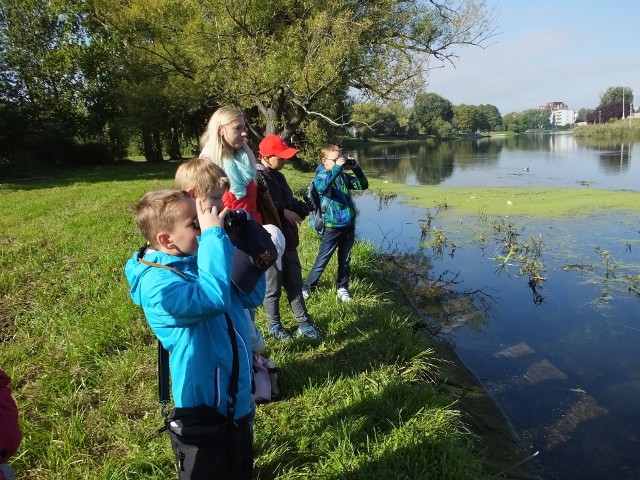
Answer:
[{"left": 303, "top": 181, "right": 325, "bottom": 236}]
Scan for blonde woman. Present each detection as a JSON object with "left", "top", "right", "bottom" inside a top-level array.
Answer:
[{"left": 199, "top": 106, "right": 262, "bottom": 223}]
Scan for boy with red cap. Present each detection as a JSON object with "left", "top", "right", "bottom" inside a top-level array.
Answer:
[{"left": 256, "top": 135, "right": 320, "bottom": 340}]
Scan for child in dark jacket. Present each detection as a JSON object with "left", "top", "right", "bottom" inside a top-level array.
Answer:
[
  {"left": 256, "top": 135, "right": 321, "bottom": 340},
  {"left": 302, "top": 144, "right": 368, "bottom": 302}
]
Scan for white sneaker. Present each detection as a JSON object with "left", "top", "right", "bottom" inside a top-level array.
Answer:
[{"left": 336, "top": 287, "right": 352, "bottom": 302}]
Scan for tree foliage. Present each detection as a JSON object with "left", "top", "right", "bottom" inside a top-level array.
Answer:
[
  {"left": 413, "top": 92, "right": 454, "bottom": 137},
  {"left": 453, "top": 104, "right": 477, "bottom": 133},
  {"left": 503, "top": 109, "right": 551, "bottom": 133},
  {"left": 92, "top": 0, "right": 496, "bottom": 156},
  {"left": 476, "top": 104, "right": 502, "bottom": 131},
  {"left": 599, "top": 86, "right": 633, "bottom": 107},
  {"left": 350, "top": 102, "right": 406, "bottom": 139},
  {"left": 585, "top": 85, "right": 634, "bottom": 124},
  {"left": 0, "top": 0, "right": 128, "bottom": 169},
  {"left": 585, "top": 101, "right": 628, "bottom": 124},
  {"left": 1, "top": 0, "right": 497, "bottom": 169}
]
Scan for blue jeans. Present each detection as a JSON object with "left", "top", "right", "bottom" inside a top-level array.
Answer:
[{"left": 304, "top": 225, "right": 355, "bottom": 291}]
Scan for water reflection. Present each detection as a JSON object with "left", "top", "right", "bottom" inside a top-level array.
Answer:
[
  {"left": 346, "top": 135, "right": 640, "bottom": 191},
  {"left": 353, "top": 184, "right": 640, "bottom": 480}
]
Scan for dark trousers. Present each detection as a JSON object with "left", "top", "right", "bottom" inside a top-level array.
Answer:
[
  {"left": 264, "top": 248, "right": 313, "bottom": 329},
  {"left": 304, "top": 225, "right": 355, "bottom": 291},
  {"left": 167, "top": 415, "right": 253, "bottom": 480}
]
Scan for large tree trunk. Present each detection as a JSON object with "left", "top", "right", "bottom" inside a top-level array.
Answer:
[
  {"left": 141, "top": 128, "right": 164, "bottom": 162},
  {"left": 168, "top": 127, "right": 182, "bottom": 160},
  {"left": 152, "top": 130, "right": 163, "bottom": 162},
  {"left": 141, "top": 128, "right": 155, "bottom": 162}
]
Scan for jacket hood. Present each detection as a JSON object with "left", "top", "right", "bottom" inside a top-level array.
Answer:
[{"left": 124, "top": 247, "right": 197, "bottom": 306}]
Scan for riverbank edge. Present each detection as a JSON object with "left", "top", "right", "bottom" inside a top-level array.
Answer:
[
  {"left": 430, "top": 340, "right": 541, "bottom": 479},
  {"left": 378, "top": 276, "right": 541, "bottom": 480}
]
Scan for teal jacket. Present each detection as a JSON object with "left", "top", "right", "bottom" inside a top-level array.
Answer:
[
  {"left": 313, "top": 164, "right": 368, "bottom": 228},
  {"left": 124, "top": 226, "right": 265, "bottom": 419}
]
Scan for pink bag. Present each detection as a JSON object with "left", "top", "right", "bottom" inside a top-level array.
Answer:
[{"left": 252, "top": 355, "right": 279, "bottom": 402}]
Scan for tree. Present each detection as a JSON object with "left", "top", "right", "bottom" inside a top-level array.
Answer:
[
  {"left": 0, "top": 0, "right": 130, "bottom": 168},
  {"left": 350, "top": 102, "right": 404, "bottom": 138},
  {"left": 600, "top": 86, "right": 633, "bottom": 106},
  {"left": 503, "top": 108, "right": 551, "bottom": 133},
  {"left": 587, "top": 85, "right": 634, "bottom": 123},
  {"left": 476, "top": 104, "right": 502, "bottom": 131},
  {"left": 93, "top": 0, "right": 497, "bottom": 158},
  {"left": 586, "top": 101, "right": 627, "bottom": 124},
  {"left": 350, "top": 102, "right": 383, "bottom": 139},
  {"left": 386, "top": 100, "right": 413, "bottom": 135},
  {"left": 413, "top": 92, "right": 454, "bottom": 136},
  {"left": 577, "top": 107, "right": 592, "bottom": 123},
  {"left": 453, "top": 104, "right": 477, "bottom": 133}
]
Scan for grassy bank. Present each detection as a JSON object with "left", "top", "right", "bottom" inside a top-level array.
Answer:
[
  {"left": 572, "top": 117, "right": 640, "bottom": 139},
  {"left": 0, "top": 162, "right": 526, "bottom": 479}
]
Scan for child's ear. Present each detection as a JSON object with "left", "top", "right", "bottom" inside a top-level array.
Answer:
[
  {"left": 186, "top": 188, "right": 197, "bottom": 200},
  {"left": 156, "top": 231, "right": 175, "bottom": 250}
]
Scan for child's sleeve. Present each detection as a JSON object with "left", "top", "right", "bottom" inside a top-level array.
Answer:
[
  {"left": 245, "top": 310, "right": 265, "bottom": 354},
  {"left": 347, "top": 166, "right": 369, "bottom": 191},
  {"left": 237, "top": 274, "right": 266, "bottom": 310},
  {"left": 196, "top": 227, "right": 234, "bottom": 308},
  {"left": 314, "top": 167, "right": 341, "bottom": 195}
]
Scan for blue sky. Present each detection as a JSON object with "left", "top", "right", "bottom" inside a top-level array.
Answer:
[{"left": 425, "top": 0, "right": 640, "bottom": 115}]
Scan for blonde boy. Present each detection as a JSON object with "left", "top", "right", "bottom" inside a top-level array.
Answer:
[{"left": 125, "top": 186, "right": 264, "bottom": 479}]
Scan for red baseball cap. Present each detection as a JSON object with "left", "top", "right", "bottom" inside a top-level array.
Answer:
[{"left": 258, "top": 135, "right": 298, "bottom": 159}]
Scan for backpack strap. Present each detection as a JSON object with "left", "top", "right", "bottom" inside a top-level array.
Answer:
[
  {"left": 224, "top": 313, "right": 239, "bottom": 419},
  {"left": 158, "top": 341, "right": 171, "bottom": 414}
]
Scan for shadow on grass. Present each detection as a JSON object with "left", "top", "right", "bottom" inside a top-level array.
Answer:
[
  {"left": 253, "top": 260, "right": 472, "bottom": 478},
  {"left": 1, "top": 160, "right": 180, "bottom": 190}
]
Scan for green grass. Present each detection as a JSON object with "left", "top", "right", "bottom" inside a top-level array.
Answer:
[
  {"left": 0, "top": 161, "right": 495, "bottom": 479},
  {"left": 572, "top": 117, "right": 640, "bottom": 139}
]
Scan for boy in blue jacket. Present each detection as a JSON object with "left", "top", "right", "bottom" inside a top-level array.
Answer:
[
  {"left": 125, "top": 185, "right": 266, "bottom": 479},
  {"left": 303, "top": 144, "right": 368, "bottom": 302}
]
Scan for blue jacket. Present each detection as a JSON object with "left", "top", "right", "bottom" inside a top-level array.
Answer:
[
  {"left": 314, "top": 164, "right": 368, "bottom": 228},
  {"left": 124, "top": 226, "right": 265, "bottom": 419}
]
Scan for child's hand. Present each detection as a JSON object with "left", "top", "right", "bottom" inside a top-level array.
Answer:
[
  {"left": 336, "top": 156, "right": 347, "bottom": 167},
  {"left": 283, "top": 209, "right": 302, "bottom": 226},
  {"left": 196, "top": 198, "right": 225, "bottom": 232}
]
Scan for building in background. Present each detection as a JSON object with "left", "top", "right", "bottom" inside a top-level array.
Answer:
[
  {"left": 549, "top": 108, "right": 578, "bottom": 126},
  {"left": 542, "top": 101, "right": 577, "bottom": 126},
  {"left": 542, "top": 101, "right": 568, "bottom": 110}
]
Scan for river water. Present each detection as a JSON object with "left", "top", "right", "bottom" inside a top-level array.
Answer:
[{"left": 347, "top": 134, "right": 640, "bottom": 480}]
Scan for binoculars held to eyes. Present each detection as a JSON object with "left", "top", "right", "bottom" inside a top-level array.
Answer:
[
  {"left": 344, "top": 157, "right": 357, "bottom": 167},
  {"left": 223, "top": 209, "right": 247, "bottom": 234}
]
